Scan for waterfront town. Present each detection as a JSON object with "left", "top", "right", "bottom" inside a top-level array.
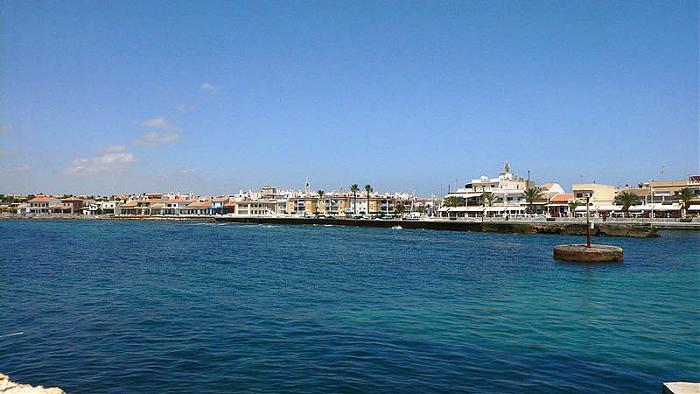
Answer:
[{"left": 2, "top": 164, "right": 700, "bottom": 220}]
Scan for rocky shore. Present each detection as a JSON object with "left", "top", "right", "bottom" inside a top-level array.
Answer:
[
  {"left": 216, "top": 217, "right": 659, "bottom": 238},
  {"left": 0, "top": 374, "right": 64, "bottom": 394},
  {"left": 0, "top": 214, "right": 665, "bottom": 237}
]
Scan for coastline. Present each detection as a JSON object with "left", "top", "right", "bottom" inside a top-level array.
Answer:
[{"left": 1, "top": 214, "right": 673, "bottom": 237}]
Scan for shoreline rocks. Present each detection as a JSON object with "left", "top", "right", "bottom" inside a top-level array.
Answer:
[
  {"left": 216, "top": 217, "right": 659, "bottom": 238},
  {"left": 0, "top": 374, "right": 64, "bottom": 394}
]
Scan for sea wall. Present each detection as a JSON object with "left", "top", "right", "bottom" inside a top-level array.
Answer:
[{"left": 215, "top": 217, "right": 658, "bottom": 238}]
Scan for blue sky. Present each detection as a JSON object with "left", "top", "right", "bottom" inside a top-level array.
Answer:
[{"left": 1, "top": 1, "right": 697, "bottom": 196}]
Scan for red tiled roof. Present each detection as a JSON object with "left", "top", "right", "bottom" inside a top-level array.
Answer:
[
  {"left": 28, "top": 197, "right": 54, "bottom": 203},
  {"left": 120, "top": 200, "right": 151, "bottom": 207},
  {"left": 188, "top": 201, "right": 213, "bottom": 207},
  {"left": 550, "top": 193, "right": 574, "bottom": 203}
]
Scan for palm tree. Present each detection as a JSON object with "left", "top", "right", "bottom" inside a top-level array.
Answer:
[
  {"left": 614, "top": 191, "right": 642, "bottom": 217},
  {"left": 350, "top": 184, "right": 359, "bottom": 215},
  {"left": 568, "top": 199, "right": 581, "bottom": 217},
  {"left": 481, "top": 192, "right": 502, "bottom": 207},
  {"left": 317, "top": 190, "right": 324, "bottom": 215},
  {"left": 443, "top": 196, "right": 466, "bottom": 207},
  {"left": 523, "top": 187, "right": 543, "bottom": 215},
  {"left": 364, "top": 184, "right": 372, "bottom": 216},
  {"left": 678, "top": 187, "right": 694, "bottom": 217}
]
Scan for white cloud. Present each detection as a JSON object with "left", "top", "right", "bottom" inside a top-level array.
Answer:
[
  {"left": 103, "top": 145, "right": 126, "bottom": 153},
  {"left": 65, "top": 152, "right": 136, "bottom": 176},
  {"left": 0, "top": 124, "right": 13, "bottom": 133},
  {"left": 131, "top": 131, "right": 179, "bottom": 146},
  {"left": 177, "top": 168, "right": 196, "bottom": 174},
  {"left": 140, "top": 117, "right": 177, "bottom": 131},
  {"left": 14, "top": 164, "right": 31, "bottom": 172},
  {"left": 200, "top": 82, "right": 219, "bottom": 92}
]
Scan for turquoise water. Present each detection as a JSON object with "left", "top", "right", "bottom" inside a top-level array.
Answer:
[{"left": 0, "top": 220, "right": 698, "bottom": 393}]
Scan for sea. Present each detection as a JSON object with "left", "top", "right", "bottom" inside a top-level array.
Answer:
[{"left": 1, "top": 219, "right": 698, "bottom": 393}]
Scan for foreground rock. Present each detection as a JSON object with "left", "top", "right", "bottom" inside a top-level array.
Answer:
[
  {"left": 662, "top": 382, "right": 700, "bottom": 394},
  {"left": 0, "top": 374, "right": 64, "bottom": 394}
]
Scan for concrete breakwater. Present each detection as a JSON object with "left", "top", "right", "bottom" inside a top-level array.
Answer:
[{"left": 215, "top": 217, "right": 658, "bottom": 238}]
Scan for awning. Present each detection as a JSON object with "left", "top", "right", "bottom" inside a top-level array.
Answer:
[
  {"left": 446, "top": 206, "right": 484, "bottom": 212},
  {"left": 575, "top": 205, "right": 618, "bottom": 212},
  {"left": 629, "top": 204, "right": 681, "bottom": 211},
  {"left": 689, "top": 205, "right": 700, "bottom": 211},
  {"left": 485, "top": 206, "right": 525, "bottom": 212}
]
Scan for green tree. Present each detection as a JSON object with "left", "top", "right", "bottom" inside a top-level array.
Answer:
[
  {"left": 481, "top": 192, "right": 503, "bottom": 207},
  {"left": 350, "top": 184, "right": 359, "bottom": 215},
  {"left": 394, "top": 203, "right": 406, "bottom": 215},
  {"left": 523, "top": 187, "right": 543, "bottom": 215},
  {"left": 443, "top": 196, "right": 466, "bottom": 207},
  {"left": 614, "top": 191, "right": 642, "bottom": 217},
  {"left": 364, "top": 185, "right": 372, "bottom": 216},
  {"left": 568, "top": 199, "right": 581, "bottom": 217},
  {"left": 678, "top": 188, "right": 694, "bottom": 217}
]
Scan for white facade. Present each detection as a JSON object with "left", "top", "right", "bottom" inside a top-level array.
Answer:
[{"left": 447, "top": 169, "right": 531, "bottom": 207}]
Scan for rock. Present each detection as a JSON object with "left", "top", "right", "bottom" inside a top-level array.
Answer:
[
  {"left": 598, "top": 223, "right": 658, "bottom": 238},
  {"left": 561, "top": 223, "right": 592, "bottom": 236},
  {"left": 0, "top": 373, "right": 65, "bottom": 394},
  {"left": 481, "top": 222, "right": 534, "bottom": 234},
  {"left": 662, "top": 382, "right": 700, "bottom": 394}
]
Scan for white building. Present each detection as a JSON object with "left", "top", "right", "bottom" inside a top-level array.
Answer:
[
  {"left": 28, "top": 196, "right": 62, "bottom": 214},
  {"left": 440, "top": 163, "right": 533, "bottom": 217}
]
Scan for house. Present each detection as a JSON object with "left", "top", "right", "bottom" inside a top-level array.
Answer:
[
  {"left": 12, "top": 203, "right": 30, "bottom": 215},
  {"left": 547, "top": 193, "right": 575, "bottom": 217},
  {"left": 61, "top": 198, "right": 84, "bottom": 214},
  {"left": 183, "top": 201, "right": 214, "bottom": 216},
  {"left": 161, "top": 199, "right": 196, "bottom": 216},
  {"left": 117, "top": 200, "right": 154, "bottom": 216},
  {"left": 212, "top": 197, "right": 230, "bottom": 215},
  {"left": 28, "top": 196, "right": 62, "bottom": 214},
  {"left": 83, "top": 200, "right": 118, "bottom": 215},
  {"left": 230, "top": 200, "right": 280, "bottom": 216}
]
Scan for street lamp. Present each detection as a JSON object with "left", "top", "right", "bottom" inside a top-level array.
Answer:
[{"left": 586, "top": 193, "right": 592, "bottom": 248}]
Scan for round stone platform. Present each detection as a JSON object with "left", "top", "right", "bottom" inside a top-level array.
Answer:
[{"left": 553, "top": 244, "right": 623, "bottom": 263}]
